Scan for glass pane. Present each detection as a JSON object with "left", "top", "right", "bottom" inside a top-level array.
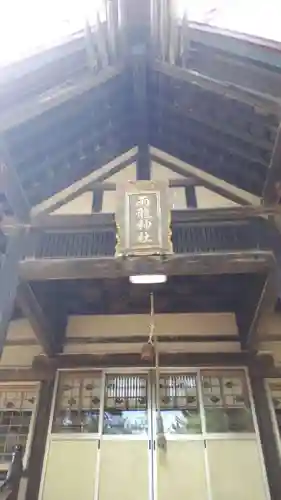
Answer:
[
  {"left": 103, "top": 375, "right": 148, "bottom": 435},
  {"left": 159, "top": 374, "right": 201, "bottom": 434},
  {"left": 53, "top": 372, "right": 101, "bottom": 433},
  {"left": 268, "top": 379, "right": 281, "bottom": 441},
  {"left": 202, "top": 370, "right": 254, "bottom": 433},
  {"left": 0, "top": 385, "right": 37, "bottom": 464}
]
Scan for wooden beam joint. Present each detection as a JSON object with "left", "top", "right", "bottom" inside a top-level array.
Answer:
[{"left": 16, "top": 283, "right": 63, "bottom": 356}]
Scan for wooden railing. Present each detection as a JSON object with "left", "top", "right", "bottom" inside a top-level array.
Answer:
[{"left": 22, "top": 217, "right": 274, "bottom": 261}]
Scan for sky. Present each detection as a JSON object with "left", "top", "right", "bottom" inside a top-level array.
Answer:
[
  {"left": 0, "top": 1, "right": 280, "bottom": 67},
  {"left": 176, "top": 0, "right": 281, "bottom": 41}
]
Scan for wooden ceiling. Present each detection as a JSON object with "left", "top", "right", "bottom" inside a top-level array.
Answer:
[
  {"left": 0, "top": 0, "right": 281, "bottom": 212},
  {"left": 26, "top": 273, "right": 265, "bottom": 317}
]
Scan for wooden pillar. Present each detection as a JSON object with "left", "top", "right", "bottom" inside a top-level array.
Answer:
[
  {"left": 0, "top": 228, "right": 26, "bottom": 356},
  {"left": 249, "top": 371, "right": 281, "bottom": 500},
  {"left": 25, "top": 378, "right": 55, "bottom": 500}
]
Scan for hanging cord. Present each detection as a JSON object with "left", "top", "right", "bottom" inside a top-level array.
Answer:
[
  {"left": 150, "top": 292, "right": 166, "bottom": 452},
  {"left": 148, "top": 291, "right": 155, "bottom": 344}
]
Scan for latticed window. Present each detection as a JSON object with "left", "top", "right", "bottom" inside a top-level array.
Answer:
[
  {"left": 103, "top": 374, "right": 148, "bottom": 435},
  {"left": 0, "top": 384, "right": 38, "bottom": 466},
  {"left": 53, "top": 372, "right": 102, "bottom": 433},
  {"left": 52, "top": 369, "right": 254, "bottom": 437},
  {"left": 202, "top": 370, "right": 254, "bottom": 433},
  {"left": 158, "top": 373, "right": 201, "bottom": 434}
]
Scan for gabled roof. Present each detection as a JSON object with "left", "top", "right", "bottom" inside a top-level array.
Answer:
[{"left": 1, "top": 4, "right": 281, "bottom": 213}]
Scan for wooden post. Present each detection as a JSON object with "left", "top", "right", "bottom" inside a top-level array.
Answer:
[
  {"left": 25, "top": 379, "right": 55, "bottom": 500},
  {"left": 0, "top": 228, "right": 26, "bottom": 357},
  {"left": 249, "top": 371, "right": 281, "bottom": 500}
]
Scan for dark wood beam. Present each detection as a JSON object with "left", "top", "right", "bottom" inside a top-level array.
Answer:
[
  {"left": 32, "top": 351, "right": 274, "bottom": 373},
  {"left": 0, "top": 65, "right": 123, "bottom": 134},
  {"left": 249, "top": 371, "right": 281, "bottom": 500},
  {"left": 0, "top": 228, "right": 26, "bottom": 357},
  {"left": 89, "top": 177, "right": 199, "bottom": 191},
  {"left": 185, "top": 185, "right": 197, "bottom": 208},
  {"left": 132, "top": 48, "right": 150, "bottom": 180},
  {"left": 0, "top": 367, "right": 53, "bottom": 382},
  {"left": 152, "top": 60, "right": 280, "bottom": 116},
  {"left": 0, "top": 141, "right": 30, "bottom": 222},
  {"left": 19, "top": 250, "right": 274, "bottom": 281},
  {"left": 31, "top": 150, "right": 137, "bottom": 217},
  {"left": 92, "top": 188, "right": 104, "bottom": 212},
  {"left": 246, "top": 269, "right": 278, "bottom": 349},
  {"left": 25, "top": 204, "right": 281, "bottom": 232},
  {"left": 188, "top": 22, "right": 281, "bottom": 69},
  {"left": 16, "top": 282, "right": 60, "bottom": 356},
  {"left": 172, "top": 205, "right": 281, "bottom": 222},
  {"left": 151, "top": 153, "right": 255, "bottom": 206},
  {"left": 25, "top": 379, "right": 55, "bottom": 500},
  {"left": 30, "top": 213, "right": 115, "bottom": 229},
  {"left": 263, "top": 124, "right": 281, "bottom": 205},
  {"left": 187, "top": 44, "right": 281, "bottom": 100}
]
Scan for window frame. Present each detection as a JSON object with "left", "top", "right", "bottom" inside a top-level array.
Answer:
[
  {"left": 266, "top": 378, "right": 281, "bottom": 462},
  {"left": 50, "top": 367, "right": 258, "bottom": 441},
  {"left": 0, "top": 381, "right": 40, "bottom": 471}
]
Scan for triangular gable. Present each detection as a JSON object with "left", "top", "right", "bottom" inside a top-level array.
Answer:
[{"left": 31, "top": 148, "right": 137, "bottom": 217}]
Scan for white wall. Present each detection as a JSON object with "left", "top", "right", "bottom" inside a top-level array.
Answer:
[
  {"left": 64, "top": 312, "right": 240, "bottom": 355},
  {"left": 52, "top": 192, "right": 93, "bottom": 215},
  {"left": 49, "top": 161, "right": 238, "bottom": 215}
]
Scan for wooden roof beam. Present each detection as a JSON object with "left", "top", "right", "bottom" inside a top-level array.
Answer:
[
  {"left": 0, "top": 140, "right": 30, "bottom": 222},
  {"left": 151, "top": 147, "right": 261, "bottom": 206},
  {"left": 151, "top": 60, "right": 281, "bottom": 116},
  {"left": 16, "top": 282, "right": 61, "bottom": 356},
  {"left": 31, "top": 148, "right": 137, "bottom": 217},
  {"left": 19, "top": 251, "right": 274, "bottom": 282},
  {"left": 0, "top": 64, "right": 123, "bottom": 134},
  {"left": 263, "top": 123, "right": 281, "bottom": 205},
  {"left": 89, "top": 177, "right": 199, "bottom": 191}
]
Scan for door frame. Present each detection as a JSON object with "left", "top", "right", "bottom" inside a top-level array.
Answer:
[{"left": 38, "top": 366, "right": 270, "bottom": 500}]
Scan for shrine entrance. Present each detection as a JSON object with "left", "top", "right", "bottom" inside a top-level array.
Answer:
[{"left": 40, "top": 368, "right": 269, "bottom": 500}]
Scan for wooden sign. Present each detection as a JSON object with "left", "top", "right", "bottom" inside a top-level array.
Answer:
[{"left": 115, "top": 181, "right": 172, "bottom": 256}]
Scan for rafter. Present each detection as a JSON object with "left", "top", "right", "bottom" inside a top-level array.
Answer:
[
  {"left": 263, "top": 123, "right": 281, "bottom": 205},
  {"left": 16, "top": 282, "right": 60, "bottom": 356},
  {"left": 0, "top": 65, "right": 123, "bottom": 134},
  {"left": 151, "top": 60, "right": 280, "bottom": 116},
  {"left": 31, "top": 148, "right": 137, "bottom": 217},
  {"left": 151, "top": 147, "right": 261, "bottom": 206},
  {"left": 0, "top": 140, "right": 30, "bottom": 222}
]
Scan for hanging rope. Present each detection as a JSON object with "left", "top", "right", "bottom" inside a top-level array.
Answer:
[{"left": 148, "top": 292, "right": 155, "bottom": 344}]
